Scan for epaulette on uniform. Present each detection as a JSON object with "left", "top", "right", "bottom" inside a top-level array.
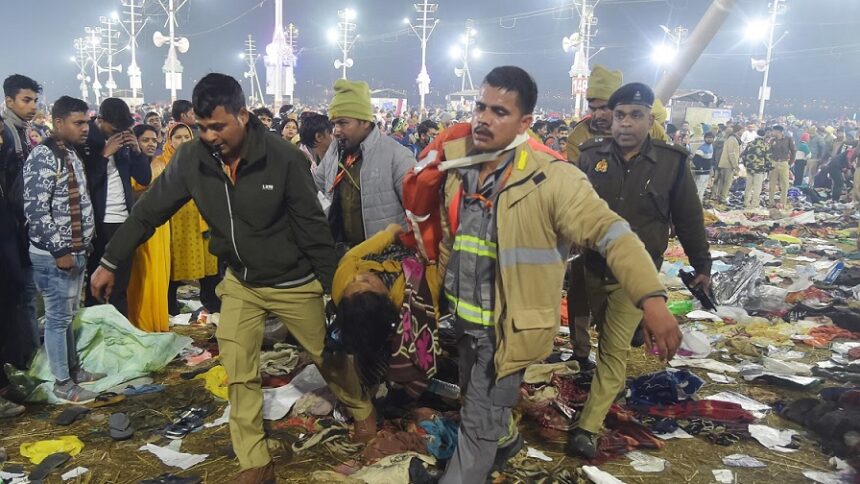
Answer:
[{"left": 579, "top": 136, "right": 610, "bottom": 151}]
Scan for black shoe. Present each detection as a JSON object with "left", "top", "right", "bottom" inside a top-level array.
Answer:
[
  {"left": 491, "top": 434, "right": 524, "bottom": 472},
  {"left": 574, "top": 356, "right": 596, "bottom": 372},
  {"left": 565, "top": 428, "right": 598, "bottom": 459},
  {"left": 630, "top": 324, "right": 646, "bottom": 348}
]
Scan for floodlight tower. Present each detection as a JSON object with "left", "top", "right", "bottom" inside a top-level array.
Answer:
[
  {"left": 153, "top": 0, "right": 190, "bottom": 102},
  {"left": 99, "top": 13, "right": 123, "bottom": 98},
  {"left": 72, "top": 37, "right": 92, "bottom": 102},
  {"left": 119, "top": 0, "right": 149, "bottom": 101},
  {"left": 451, "top": 18, "right": 479, "bottom": 102},
  {"left": 242, "top": 35, "right": 264, "bottom": 107},
  {"left": 329, "top": 8, "right": 358, "bottom": 79},
  {"left": 84, "top": 26, "right": 105, "bottom": 105},
  {"left": 563, "top": 0, "right": 599, "bottom": 118}
]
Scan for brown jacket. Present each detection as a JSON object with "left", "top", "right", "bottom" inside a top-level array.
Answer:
[{"left": 437, "top": 133, "right": 666, "bottom": 379}]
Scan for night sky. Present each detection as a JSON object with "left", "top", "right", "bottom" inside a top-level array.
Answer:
[{"left": 2, "top": 0, "right": 857, "bottom": 113}]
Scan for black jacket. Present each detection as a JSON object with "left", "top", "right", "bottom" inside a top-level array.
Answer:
[
  {"left": 579, "top": 136, "right": 712, "bottom": 280},
  {"left": 102, "top": 118, "right": 337, "bottom": 292},
  {"left": 0, "top": 122, "right": 32, "bottom": 265},
  {"left": 78, "top": 119, "right": 152, "bottom": 225}
]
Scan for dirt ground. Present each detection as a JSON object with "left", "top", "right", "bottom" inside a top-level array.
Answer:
[{"left": 0, "top": 241, "right": 855, "bottom": 483}]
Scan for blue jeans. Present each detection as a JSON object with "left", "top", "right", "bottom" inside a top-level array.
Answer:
[{"left": 30, "top": 252, "right": 87, "bottom": 382}]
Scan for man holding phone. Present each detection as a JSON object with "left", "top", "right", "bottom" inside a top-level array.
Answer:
[{"left": 81, "top": 97, "right": 151, "bottom": 316}]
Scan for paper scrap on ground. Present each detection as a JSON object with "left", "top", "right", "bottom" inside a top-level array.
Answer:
[
  {"left": 712, "top": 469, "right": 734, "bottom": 483},
  {"left": 707, "top": 372, "right": 737, "bottom": 384},
  {"left": 686, "top": 310, "right": 723, "bottom": 321},
  {"left": 669, "top": 358, "right": 738, "bottom": 374},
  {"left": 626, "top": 451, "right": 666, "bottom": 472},
  {"left": 655, "top": 427, "right": 694, "bottom": 440},
  {"left": 263, "top": 364, "right": 327, "bottom": 420},
  {"left": 749, "top": 424, "right": 798, "bottom": 453},
  {"left": 526, "top": 447, "right": 553, "bottom": 462},
  {"left": 62, "top": 466, "right": 89, "bottom": 480},
  {"left": 802, "top": 470, "right": 856, "bottom": 484},
  {"left": 139, "top": 443, "right": 208, "bottom": 470},
  {"left": 722, "top": 454, "right": 766, "bottom": 468},
  {"left": 582, "top": 465, "right": 627, "bottom": 484},
  {"left": 705, "top": 391, "right": 770, "bottom": 418},
  {"left": 169, "top": 313, "right": 193, "bottom": 326},
  {"left": 177, "top": 299, "right": 203, "bottom": 312},
  {"left": 0, "top": 471, "right": 26, "bottom": 483},
  {"left": 204, "top": 405, "right": 230, "bottom": 428}
]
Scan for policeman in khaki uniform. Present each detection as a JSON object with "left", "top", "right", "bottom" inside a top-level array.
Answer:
[
  {"left": 567, "top": 82, "right": 712, "bottom": 458},
  {"left": 566, "top": 69, "right": 672, "bottom": 372}
]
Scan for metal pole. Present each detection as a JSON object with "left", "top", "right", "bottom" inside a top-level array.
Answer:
[
  {"left": 758, "top": 0, "right": 780, "bottom": 120},
  {"left": 654, "top": 0, "right": 737, "bottom": 103},
  {"left": 168, "top": 0, "right": 176, "bottom": 102}
]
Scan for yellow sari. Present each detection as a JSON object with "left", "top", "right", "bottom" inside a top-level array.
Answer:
[{"left": 127, "top": 158, "right": 172, "bottom": 332}]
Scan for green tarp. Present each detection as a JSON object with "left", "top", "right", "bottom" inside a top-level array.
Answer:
[{"left": 20, "top": 305, "right": 192, "bottom": 403}]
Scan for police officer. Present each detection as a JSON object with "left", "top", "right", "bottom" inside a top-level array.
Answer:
[{"left": 567, "top": 82, "right": 712, "bottom": 458}]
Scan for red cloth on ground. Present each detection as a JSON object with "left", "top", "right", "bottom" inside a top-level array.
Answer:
[
  {"left": 803, "top": 326, "right": 860, "bottom": 348},
  {"left": 643, "top": 400, "right": 756, "bottom": 423}
]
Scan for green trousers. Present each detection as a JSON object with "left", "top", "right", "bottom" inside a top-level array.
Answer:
[
  {"left": 215, "top": 271, "right": 373, "bottom": 470},
  {"left": 576, "top": 273, "right": 643, "bottom": 434}
]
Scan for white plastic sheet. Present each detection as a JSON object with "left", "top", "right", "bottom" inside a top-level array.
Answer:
[
  {"left": 748, "top": 424, "right": 799, "bottom": 453},
  {"left": 722, "top": 454, "right": 766, "bottom": 468},
  {"left": 582, "top": 465, "right": 627, "bottom": 484},
  {"left": 626, "top": 451, "right": 667, "bottom": 472},
  {"left": 262, "top": 364, "right": 327, "bottom": 420},
  {"left": 712, "top": 469, "right": 734, "bottom": 483},
  {"left": 139, "top": 443, "right": 208, "bottom": 470}
]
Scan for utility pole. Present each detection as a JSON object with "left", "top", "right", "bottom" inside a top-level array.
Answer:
[
  {"left": 406, "top": 0, "right": 439, "bottom": 114},
  {"left": 242, "top": 35, "right": 264, "bottom": 107},
  {"left": 119, "top": 0, "right": 148, "bottom": 103},
  {"left": 330, "top": 8, "right": 358, "bottom": 79},
  {"left": 153, "top": 0, "right": 190, "bottom": 102},
  {"left": 99, "top": 13, "right": 123, "bottom": 98},
  {"left": 563, "top": 0, "right": 599, "bottom": 119},
  {"left": 84, "top": 26, "right": 104, "bottom": 105},
  {"left": 72, "top": 37, "right": 92, "bottom": 103},
  {"left": 757, "top": 0, "right": 785, "bottom": 119}
]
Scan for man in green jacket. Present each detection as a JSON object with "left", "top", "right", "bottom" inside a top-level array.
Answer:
[
  {"left": 90, "top": 74, "right": 373, "bottom": 484},
  {"left": 426, "top": 66, "right": 680, "bottom": 484}
]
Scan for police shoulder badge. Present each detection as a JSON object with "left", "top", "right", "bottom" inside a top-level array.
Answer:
[{"left": 595, "top": 159, "right": 608, "bottom": 173}]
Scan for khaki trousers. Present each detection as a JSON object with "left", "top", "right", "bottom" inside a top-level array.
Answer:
[
  {"left": 215, "top": 271, "right": 372, "bottom": 469},
  {"left": 713, "top": 168, "right": 734, "bottom": 201},
  {"left": 768, "top": 161, "right": 791, "bottom": 207},
  {"left": 576, "top": 273, "right": 642, "bottom": 434},
  {"left": 743, "top": 172, "right": 766, "bottom": 208}
]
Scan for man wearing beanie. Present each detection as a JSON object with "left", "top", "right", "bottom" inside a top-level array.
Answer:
[
  {"left": 91, "top": 74, "right": 374, "bottom": 483},
  {"left": 565, "top": 65, "right": 622, "bottom": 163},
  {"left": 315, "top": 79, "right": 415, "bottom": 253},
  {"left": 569, "top": 82, "right": 710, "bottom": 459}
]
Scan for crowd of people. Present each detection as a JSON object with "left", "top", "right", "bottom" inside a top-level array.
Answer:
[{"left": 0, "top": 62, "right": 856, "bottom": 484}]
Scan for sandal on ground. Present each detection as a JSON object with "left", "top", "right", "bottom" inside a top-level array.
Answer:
[
  {"left": 109, "top": 412, "right": 134, "bottom": 441},
  {"left": 89, "top": 392, "right": 126, "bottom": 408},
  {"left": 28, "top": 452, "right": 70, "bottom": 481},
  {"left": 55, "top": 405, "right": 91, "bottom": 426}
]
